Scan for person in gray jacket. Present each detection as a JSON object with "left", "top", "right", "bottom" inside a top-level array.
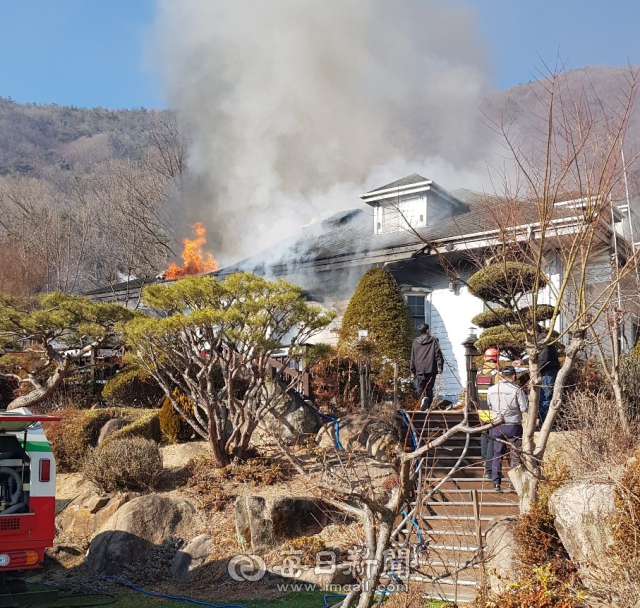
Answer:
[{"left": 487, "top": 365, "right": 528, "bottom": 492}]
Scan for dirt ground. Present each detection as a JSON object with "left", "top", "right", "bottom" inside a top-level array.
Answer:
[{"left": 46, "top": 440, "right": 363, "bottom": 603}]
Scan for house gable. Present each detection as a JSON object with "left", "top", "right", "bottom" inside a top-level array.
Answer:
[{"left": 360, "top": 174, "right": 468, "bottom": 235}]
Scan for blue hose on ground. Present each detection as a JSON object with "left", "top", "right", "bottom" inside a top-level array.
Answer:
[
  {"left": 323, "top": 593, "right": 347, "bottom": 607},
  {"left": 317, "top": 410, "right": 344, "bottom": 450},
  {"left": 101, "top": 576, "right": 253, "bottom": 608},
  {"left": 398, "top": 410, "right": 417, "bottom": 451},
  {"left": 402, "top": 507, "right": 423, "bottom": 548},
  {"left": 105, "top": 576, "right": 349, "bottom": 608}
]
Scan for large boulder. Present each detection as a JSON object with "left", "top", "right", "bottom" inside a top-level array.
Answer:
[
  {"left": 170, "top": 534, "right": 214, "bottom": 582},
  {"left": 235, "top": 496, "right": 330, "bottom": 551},
  {"left": 58, "top": 492, "right": 131, "bottom": 547},
  {"left": 484, "top": 516, "right": 519, "bottom": 593},
  {"left": 316, "top": 413, "right": 398, "bottom": 461},
  {"left": 253, "top": 394, "right": 320, "bottom": 446},
  {"left": 548, "top": 481, "right": 616, "bottom": 591},
  {"left": 86, "top": 494, "right": 204, "bottom": 574}
]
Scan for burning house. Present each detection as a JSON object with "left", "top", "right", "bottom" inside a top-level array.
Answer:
[{"left": 88, "top": 172, "right": 638, "bottom": 404}]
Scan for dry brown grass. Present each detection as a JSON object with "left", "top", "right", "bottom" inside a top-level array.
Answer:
[
  {"left": 279, "top": 536, "right": 328, "bottom": 565},
  {"left": 381, "top": 582, "right": 438, "bottom": 607},
  {"left": 472, "top": 564, "right": 586, "bottom": 608},
  {"left": 602, "top": 451, "right": 640, "bottom": 606},
  {"left": 556, "top": 390, "right": 639, "bottom": 480},
  {"left": 180, "top": 454, "right": 289, "bottom": 512}
]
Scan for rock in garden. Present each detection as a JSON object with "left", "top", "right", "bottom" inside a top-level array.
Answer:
[
  {"left": 170, "top": 534, "right": 214, "bottom": 582},
  {"left": 86, "top": 494, "right": 204, "bottom": 574},
  {"left": 316, "top": 413, "right": 398, "bottom": 461},
  {"left": 235, "top": 496, "right": 330, "bottom": 551},
  {"left": 58, "top": 492, "right": 131, "bottom": 546},
  {"left": 548, "top": 481, "right": 616, "bottom": 591},
  {"left": 97, "top": 419, "right": 129, "bottom": 444},
  {"left": 484, "top": 516, "right": 519, "bottom": 593},
  {"left": 252, "top": 393, "right": 320, "bottom": 446}
]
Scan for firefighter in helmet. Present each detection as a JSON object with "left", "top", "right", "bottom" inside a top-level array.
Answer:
[{"left": 476, "top": 347, "right": 500, "bottom": 480}]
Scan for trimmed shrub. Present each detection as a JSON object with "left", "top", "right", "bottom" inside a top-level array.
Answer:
[
  {"left": 339, "top": 267, "right": 414, "bottom": 368},
  {"left": 474, "top": 324, "right": 528, "bottom": 352},
  {"left": 159, "top": 389, "right": 194, "bottom": 443},
  {"left": 43, "top": 407, "right": 124, "bottom": 472},
  {"left": 467, "top": 262, "right": 545, "bottom": 306},
  {"left": 102, "top": 365, "right": 164, "bottom": 408},
  {"left": 472, "top": 304, "right": 555, "bottom": 329},
  {"left": 84, "top": 436, "right": 163, "bottom": 493}
]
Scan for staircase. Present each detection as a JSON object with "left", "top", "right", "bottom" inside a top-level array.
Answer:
[{"left": 393, "top": 409, "right": 519, "bottom": 603}]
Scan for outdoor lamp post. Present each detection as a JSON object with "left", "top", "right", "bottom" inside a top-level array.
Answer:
[
  {"left": 357, "top": 329, "right": 370, "bottom": 410},
  {"left": 463, "top": 327, "right": 479, "bottom": 407}
]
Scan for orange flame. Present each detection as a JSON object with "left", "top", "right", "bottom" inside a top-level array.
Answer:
[{"left": 165, "top": 222, "right": 218, "bottom": 280}]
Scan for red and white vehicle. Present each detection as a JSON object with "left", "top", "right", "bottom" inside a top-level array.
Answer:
[{"left": 0, "top": 409, "right": 60, "bottom": 572}]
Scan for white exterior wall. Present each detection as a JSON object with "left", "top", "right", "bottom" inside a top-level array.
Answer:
[{"left": 429, "top": 279, "right": 484, "bottom": 402}]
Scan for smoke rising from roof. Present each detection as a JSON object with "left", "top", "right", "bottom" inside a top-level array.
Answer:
[{"left": 153, "top": 0, "right": 494, "bottom": 264}]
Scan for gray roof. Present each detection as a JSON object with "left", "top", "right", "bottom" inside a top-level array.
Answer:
[
  {"left": 85, "top": 276, "right": 161, "bottom": 297},
  {"left": 217, "top": 189, "right": 495, "bottom": 278}
]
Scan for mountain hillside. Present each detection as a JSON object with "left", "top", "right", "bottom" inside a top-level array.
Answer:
[
  {"left": 0, "top": 97, "right": 156, "bottom": 176},
  {"left": 485, "top": 66, "right": 640, "bottom": 149}
]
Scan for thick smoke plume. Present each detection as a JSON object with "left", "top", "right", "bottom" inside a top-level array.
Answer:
[{"left": 153, "top": 0, "right": 493, "bottom": 264}]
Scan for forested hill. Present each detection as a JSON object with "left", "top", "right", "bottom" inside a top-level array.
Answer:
[
  {"left": 485, "top": 65, "right": 640, "bottom": 153},
  {"left": 2, "top": 65, "right": 639, "bottom": 179},
  {"left": 0, "top": 97, "right": 156, "bottom": 176}
]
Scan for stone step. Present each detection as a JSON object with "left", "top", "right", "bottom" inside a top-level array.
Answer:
[
  {"left": 425, "top": 465, "right": 489, "bottom": 479},
  {"left": 422, "top": 477, "right": 516, "bottom": 490},
  {"left": 423, "top": 454, "right": 484, "bottom": 466},
  {"left": 421, "top": 582, "right": 478, "bottom": 603},
  {"left": 422, "top": 501, "right": 517, "bottom": 519},
  {"left": 427, "top": 488, "right": 519, "bottom": 505},
  {"left": 380, "top": 574, "right": 479, "bottom": 603}
]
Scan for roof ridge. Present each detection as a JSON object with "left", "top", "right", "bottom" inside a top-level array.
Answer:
[{"left": 364, "top": 173, "right": 430, "bottom": 195}]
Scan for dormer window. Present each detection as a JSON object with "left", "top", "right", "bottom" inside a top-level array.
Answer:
[{"left": 361, "top": 173, "right": 466, "bottom": 235}]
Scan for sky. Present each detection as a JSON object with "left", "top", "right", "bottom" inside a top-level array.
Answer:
[{"left": 0, "top": 0, "right": 638, "bottom": 109}]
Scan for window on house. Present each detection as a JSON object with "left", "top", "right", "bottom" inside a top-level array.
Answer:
[
  {"left": 406, "top": 294, "right": 431, "bottom": 332},
  {"left": 397, "top": 197, "right": 425, "bottom": 230}
]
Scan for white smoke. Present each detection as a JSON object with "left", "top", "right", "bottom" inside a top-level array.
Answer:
[{"left": 152, "top": 0, "right": 494, "bottom": 263}]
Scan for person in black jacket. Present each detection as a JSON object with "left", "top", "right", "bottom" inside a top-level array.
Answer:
[
  {"left": 538, "top": 337, "right": 560, "bottom": 424},
  {"left": 410, "top": 323, "right": 444, "bottom": 410}
]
